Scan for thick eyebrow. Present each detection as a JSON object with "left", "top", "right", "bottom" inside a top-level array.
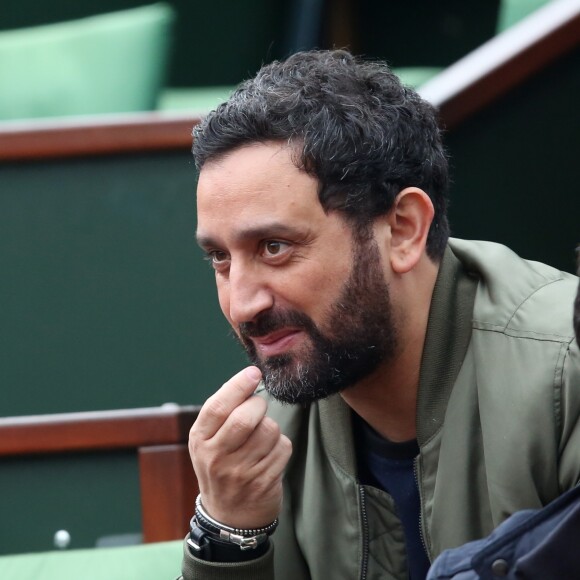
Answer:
[{"left": 196, "top": 222, "right": 306, "bottom": 250}]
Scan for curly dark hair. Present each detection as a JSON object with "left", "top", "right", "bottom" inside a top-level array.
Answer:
[{"left": 192, "top": 49, "right": 450, "bottom": 260}]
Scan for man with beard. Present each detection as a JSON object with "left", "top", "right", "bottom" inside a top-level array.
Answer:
[
  {"left": 238, "top": 225, "right": 397, "bottom": 406},
  {"left": 181, "top": 50, "right": 580, "bottom": 580}
]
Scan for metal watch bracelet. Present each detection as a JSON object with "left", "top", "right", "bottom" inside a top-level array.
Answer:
[{"left": 194, "top": 494, "right": 279, "bottom": 550}]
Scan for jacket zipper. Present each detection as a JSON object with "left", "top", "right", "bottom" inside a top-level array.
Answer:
[
  {"left": 359, "top": 485, "right": 369, "bottom": 580},
  {"left": 413, "top": 457, "right": 431, "bottom": 562}
]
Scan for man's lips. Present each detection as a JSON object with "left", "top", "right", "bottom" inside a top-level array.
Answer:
[{"left": 249, "top": 328, "right": 303, "bottom": 357}]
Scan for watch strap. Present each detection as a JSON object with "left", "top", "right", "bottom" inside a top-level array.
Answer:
[{"left": 187, "top": 516, "right": 270, "bottom": 562}]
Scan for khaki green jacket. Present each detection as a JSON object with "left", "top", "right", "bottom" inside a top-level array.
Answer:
[{"left": 182, "top": 239, "right": 580, "bottom": 580}]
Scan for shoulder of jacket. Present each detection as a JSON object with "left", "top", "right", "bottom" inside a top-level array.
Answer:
[{"left": 448, "top": 238, "right": 577, "bottom": 340}]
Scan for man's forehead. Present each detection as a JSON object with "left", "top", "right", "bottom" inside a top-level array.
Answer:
[
  {"left": 197, "top": 142, "right": 323, "bottom": 220},
  {"left": 193, "top": 139, "right": 356, "bottom": 256},
  {"left": 196, "top": 221, "right": 308, "bottom": 249}
]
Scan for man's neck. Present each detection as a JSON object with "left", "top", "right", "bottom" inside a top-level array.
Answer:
[
  {"left": 341, "top": 258, "right": 438, "bottom": 443},
  {"left": 340, "top": 333, "right": 425, "bottom": 442}
]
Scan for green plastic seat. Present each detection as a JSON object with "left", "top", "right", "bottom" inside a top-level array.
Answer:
[
  {"left": 0, "top": 540, "right": 183, "bottom": 580},
  {"left": 394, "top": 67, "right": 444, "bottom": 89},
  {"left": 0, "top": 4, "right": 174, "bottom": 120},
  {"left": 158, "top": 85, "right": 236, "bottom": 113},
  {"left": 497, "top": 0, "right": 552, "bottom": 32}
]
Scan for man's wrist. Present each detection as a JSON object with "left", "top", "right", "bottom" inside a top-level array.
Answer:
[
  {"left": 187, "top": 517, "right": 270, "bottom": 562},
  {"left": 187, "top": 495, "right": 278, "bottom": 563}
]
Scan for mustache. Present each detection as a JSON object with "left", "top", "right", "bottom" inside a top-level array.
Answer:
[{"left": 239, "top": 309, "right": 315, "bottom": 339}]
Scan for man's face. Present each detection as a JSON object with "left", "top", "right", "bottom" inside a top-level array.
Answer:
[{"left": 196, "top": 142, "right": 398, "bottom": 404}]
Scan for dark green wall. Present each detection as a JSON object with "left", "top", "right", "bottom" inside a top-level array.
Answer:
[
  {"left": 1, "top": 151, "right": 246, "bottom": 417},
  {"left": 354, "top": 0, "right": 499, "bottom": 68},
  {"left": 0, "top": 149, "right": 251, "bottom": 556},
  {"left": 0, "top": 452, "right": 141, "bottom": 555}
]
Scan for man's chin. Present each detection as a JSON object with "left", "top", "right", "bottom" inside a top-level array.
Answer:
[
  {"left": 261, "top": 352, "right": 295, "bottom": 371},
  {"left": 259, "top": 364, "right": 343, "bottom": 406},
  {"left": 247, "top": 348, "right": 298, "bottom": 374},
  {"left": 262, "top": 378, "right": 338, "bottom": 406}
]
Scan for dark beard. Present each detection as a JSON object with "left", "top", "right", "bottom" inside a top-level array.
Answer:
[{"left": 237, "top": 236, "right": 398, "bottom": 405}]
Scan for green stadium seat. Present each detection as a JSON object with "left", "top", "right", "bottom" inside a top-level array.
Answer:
[
  {"left": 393, "top": 67, "right": 445, "bottom": 89},
  {"left": 0, "top": 4, "right": 174, "bottom": 120},
  {"left": 497, "top": 0, "right": 552, "bottom": 31},
  {"left": 158, "top": 85, "right": 235, "bottom": 113},
  {"left": 0, "top": 540, "right": 183, "bottom": 580}
]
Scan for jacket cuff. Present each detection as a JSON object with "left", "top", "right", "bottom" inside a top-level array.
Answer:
[{"left": 181, "top": 537, "right": 274, "bottom": 580}]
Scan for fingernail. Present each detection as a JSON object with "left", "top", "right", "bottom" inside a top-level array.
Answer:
[{"left": 245, "top": 366, "right": 262, "bottom": 381}]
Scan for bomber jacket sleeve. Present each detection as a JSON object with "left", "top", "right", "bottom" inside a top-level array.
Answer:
[{"left": 180, "top": 540, "right": 274, "bottom": 580}]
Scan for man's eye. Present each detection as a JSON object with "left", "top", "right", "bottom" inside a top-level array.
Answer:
[
  {"left": 205, "top": 250, "right": 229, "bottom": 267},
  {"left": 264, "top": 241, "right": 289, "bottom": 256}
]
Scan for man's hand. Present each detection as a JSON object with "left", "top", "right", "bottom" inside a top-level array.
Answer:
[{"left": 189, "top": 366, "right": 292, "bottom": 528}]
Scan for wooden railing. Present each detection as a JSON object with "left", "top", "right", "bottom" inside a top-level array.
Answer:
[
  {"left": 0, "top": 111, "right": 200, "bottom": 161},
  {"left": 420, "top": 0, "right": 580, "bottom": 129},
  {"left": 0, "top": 405, "right": 201, "bottom": 543}
]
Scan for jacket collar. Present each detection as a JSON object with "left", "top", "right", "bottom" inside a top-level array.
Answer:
[{"left": 415, "top": 245, "right": 477, "bottom": 446}]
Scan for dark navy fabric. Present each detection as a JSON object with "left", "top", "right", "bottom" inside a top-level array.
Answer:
[
  {"left": 427, "top": 484, "right": 580, "bottom": 580},
  {"left": 354, "top": 414, "right": 431, "bottom": 580}
]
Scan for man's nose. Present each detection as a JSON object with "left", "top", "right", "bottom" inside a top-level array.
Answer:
[{"left": 226, "top": 263, "right": 274, "bottom": 326}]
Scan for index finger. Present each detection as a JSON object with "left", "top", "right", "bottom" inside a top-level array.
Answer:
[{"left": 194, "top": 366, "right": 262, "bottom": 440}]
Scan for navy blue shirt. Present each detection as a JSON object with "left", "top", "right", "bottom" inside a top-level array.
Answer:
[{"left": 354, "top": 414, "right": 431, "bottom": 580}]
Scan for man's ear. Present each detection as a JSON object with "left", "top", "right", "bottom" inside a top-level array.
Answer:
[{"left": 386, "top": 187, "right": 435, "bottom": 274}]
